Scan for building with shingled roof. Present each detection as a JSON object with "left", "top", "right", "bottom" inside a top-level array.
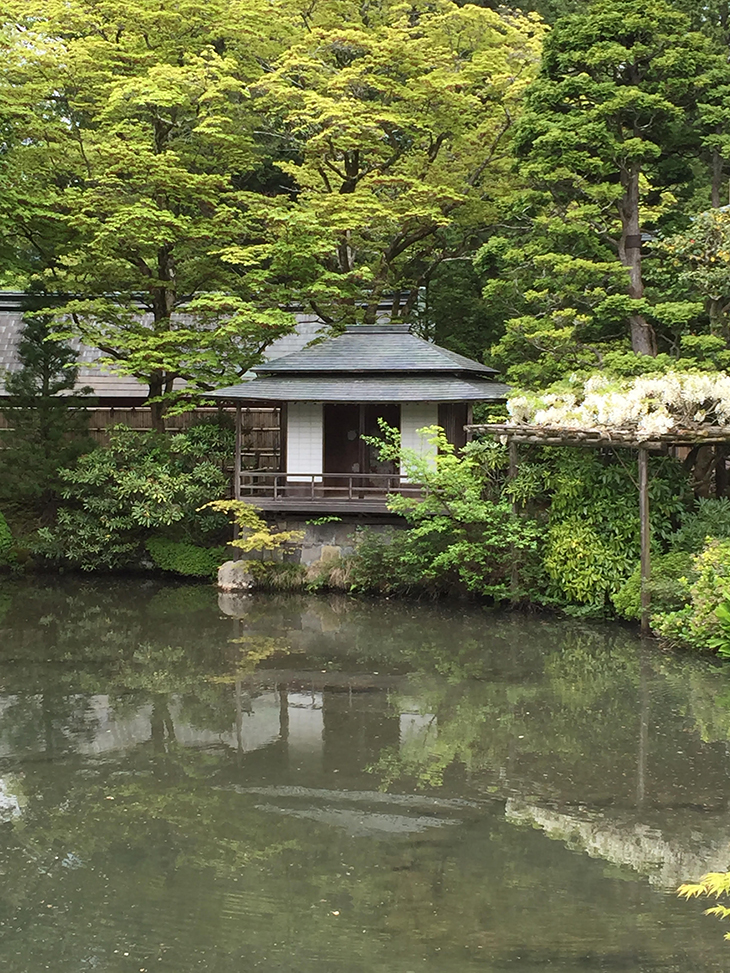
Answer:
[{"left": 211, "top": 324, "right": 509, "bottom": 514}]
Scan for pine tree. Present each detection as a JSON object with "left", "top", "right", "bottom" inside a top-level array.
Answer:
[
  {"left": 513, "top": 0, "right": 721, "bottom": 357},
  {"left": 0, "top": 314, "right": 94, "bottom": 510}
]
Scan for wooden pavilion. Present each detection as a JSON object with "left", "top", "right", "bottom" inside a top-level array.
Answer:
[{"left": 210, "top": 325, "right": 509, "bottom": 514}]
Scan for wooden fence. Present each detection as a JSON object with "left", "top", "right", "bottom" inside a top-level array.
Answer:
[{"left": 0, "top": 405, "right": 282, "bottom": 470}]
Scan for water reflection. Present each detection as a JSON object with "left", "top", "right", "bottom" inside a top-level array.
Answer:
[{"left": 0, "top": 579, "right": 728, "bottom": 971}]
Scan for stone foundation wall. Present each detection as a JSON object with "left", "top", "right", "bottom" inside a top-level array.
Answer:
[{"left": 269, "top": 518, "right": 402, "bottom": 567}]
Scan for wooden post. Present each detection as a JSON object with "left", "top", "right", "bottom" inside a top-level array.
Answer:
[
  {"left": 233, "top": 404, "right": 242, "bottom": 543},
  {"left": 716, "top": 443, "right": 728, "bottom": 498},
  {"left": 234, "top": 403, "right": 242, "bottom": 501},
  {"left": 509, "top": 440, "right": 519, "bottom": 602},
  {"left": 638, "top": 447, "right": 651, "bottom": 635},
  {"left": 508, "top": 441, "right": 519, "bottom": 515}
]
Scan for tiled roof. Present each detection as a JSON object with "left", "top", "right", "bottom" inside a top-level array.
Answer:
[
  {"left": 258, "top": 325, "right": 497, "bottom": 376},
  {"left": 0, "top": 296, "right": 501, "bottom": 402},
  {"left": 0, "top": 308, "right": 151, "bottom": 398},
  {"left": 0, "top": 301, "right": 326, "bottom": 398},
  {"left": 209, "top": 375, "right": 509, "bottom": 402}
]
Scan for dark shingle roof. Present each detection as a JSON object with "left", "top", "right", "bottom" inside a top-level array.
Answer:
[
  {"left": 0, "top": 298, "right": 326, "bottom": 398},
  {"left": 0, "top": 309, "right": 156, "bottom": 399},
  {"left": 258, "top": 325, "right": 497, "bottom": 377},
  {"left": 210, "top": 375, "right": 509, "bottom": 402}
]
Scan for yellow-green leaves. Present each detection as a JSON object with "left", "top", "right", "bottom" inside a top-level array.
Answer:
[{"left": 252, "top": 2, "right": 544, "bottom": 323}]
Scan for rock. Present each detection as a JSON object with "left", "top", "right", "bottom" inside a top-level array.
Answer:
[{"left": 218, "top": 560, "right": 255, "bottom": 592}]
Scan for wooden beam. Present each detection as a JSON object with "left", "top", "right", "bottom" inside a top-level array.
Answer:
[
  {"left": 638, "top": 447, "right": 651, "bottom": 635},
  {"left": 466, "top": 422, "right": 730, "bottom": 448}
]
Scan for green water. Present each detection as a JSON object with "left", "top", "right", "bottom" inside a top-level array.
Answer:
[{"left": 0, "top": 579, "right": 729, "bottom": 972}]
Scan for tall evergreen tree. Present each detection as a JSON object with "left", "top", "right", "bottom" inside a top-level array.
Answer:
[
  {"left": 512, "top": 0, "right": 721, "bottom": 357},
  {"left": 0, "top": 315, "right": 93, "bottom": 511}
]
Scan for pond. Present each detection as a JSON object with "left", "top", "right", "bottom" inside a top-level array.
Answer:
[{"left": 0, "top": 579, "right": 729, "bottom": 972}]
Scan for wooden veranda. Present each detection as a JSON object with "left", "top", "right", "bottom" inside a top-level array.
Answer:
[{"left": 467, "top": 422, "right": 730, "bottom": 634}]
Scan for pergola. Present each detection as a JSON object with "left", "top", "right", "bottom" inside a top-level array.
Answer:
[{"left": 466, "top": 422, "right": 730, "bottom": 634}]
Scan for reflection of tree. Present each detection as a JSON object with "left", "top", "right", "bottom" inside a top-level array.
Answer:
[
  {"left": 0, "top": 692, "right": 100, "bottom": 758},
  {"left": 368, "top": 627, "right": 644, "bottom": 795}
]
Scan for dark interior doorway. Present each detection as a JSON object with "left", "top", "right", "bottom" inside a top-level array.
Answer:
[{"left": 323, "top": 404, "right": 400, "bottom": 487}]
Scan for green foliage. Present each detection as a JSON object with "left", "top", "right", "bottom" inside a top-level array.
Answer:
[
  {"left": 653, "top": 211, "right": 730, "bottom": 347},
  {"left": 612, "top": 552, "right": 695, "bottom": 620},
  {"left": 0, "top": 0, "right": 299, "bottom": 423},
  {"left": 0, "top": 511, "right": 12, "bottom": 567},
  {"left": 477, "top": 0, "right": 723, "bottom": 384},
  {"left": 36, "top": 424, "right": 232, "bottom": 571},
  {"left": 250, "top": 1, "right": 545, "bottom": 326},
  {"left": 0, "top": 0, "right": 544, "bottom": 422},
  {"left": 419, "top": 257, "right": 502, "bottom": 362},
  {"left": 513, "top": 447, "right": 691, "bottom": 608},
  {"left": 543, "top": 521, "right": 629, "bottom": 607},
  {"left": 145, "top": 537, "right": 227, "bottom": 579},
  {"left": 671, "top": 497, "right": 730, "bottom": 552},
  {"left": 353, "top": 424, "right": 542, "bottom": 601},
  {"left": 348, "top": 527, "right": 451, "bottom": 598},
  {"left": 653, "top": 539, "right": 730, "bottom": 652}
]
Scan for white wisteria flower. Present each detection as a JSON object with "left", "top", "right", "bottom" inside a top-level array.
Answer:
[{"left": 506, "top": 372, "right": 730, "bottom": 435}]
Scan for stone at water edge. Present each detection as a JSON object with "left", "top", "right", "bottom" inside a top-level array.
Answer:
[{"left": 218, "top": 560, "right": 255, "bottom": 592}]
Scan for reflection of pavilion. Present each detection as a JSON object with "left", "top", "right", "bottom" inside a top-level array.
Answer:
[
  {"left": 3, "top": 678, "right": 729, "bottom": 886},
  {"left": 0, "top": 680, "right": 429, "bottom": 773}
]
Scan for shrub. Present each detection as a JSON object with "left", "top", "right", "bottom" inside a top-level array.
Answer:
[
  {"left": 36, "top": 424, "right": 232, "bottom": 571},
  {"left": 671, "top": 498, "right": 730, "bottom": 553},
  {"left": 543, "top": 450, "right": 690, "bottom": 606},
  {"left": 652, "top": 540, "right": 730, "bottom": 653},
  {"left": 0, "top": 511, "right": 12, "bottom": 567},
  {"left": 348, "top": 505, "right": 541, "bottom": 602},
  {"left": 358, "top": 425, "right": 543, "bottom": 601},
  {"left": 612, "top": 551, "right": 695, "bottom": 620},
  {"left": 543, "top": 520, "right": 630, "bottom": 607},
  {"left": 145, "top": 537, "right": 228, "bottom": 579},
  {"left": 347, "top": 528, "right": 436, "bottom": 597}
]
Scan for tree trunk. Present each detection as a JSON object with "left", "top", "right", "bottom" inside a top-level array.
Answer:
[
  {"left": 148, "top": 372, "right": 166, "bottom": 433},
  {"left": 712, "top": 146, "right": 725, "bottom": 209},
  {"left": 619, "top": 166, "right": 657, "bottom": 356}
]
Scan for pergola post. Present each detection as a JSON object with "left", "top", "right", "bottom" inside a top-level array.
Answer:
[
  {"left": 638, "top": 447, "right": 651, "bottom": 635},
  {"left": 508, "top": 440, "right": 520, "bottom": 602}
]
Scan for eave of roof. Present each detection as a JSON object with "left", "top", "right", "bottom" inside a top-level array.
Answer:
[{"left": 209, "top": 375, "right": 509, "bottom": 402}]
